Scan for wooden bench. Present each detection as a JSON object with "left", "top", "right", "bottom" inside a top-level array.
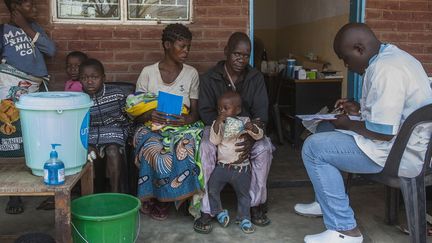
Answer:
[{"left": 0, "top": 158, "right": 93, "bottom": 243}]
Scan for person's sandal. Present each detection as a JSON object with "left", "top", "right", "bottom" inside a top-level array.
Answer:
[
  {"left": 395, "top": 224, "right": 409, "bottom": 235},
  {"left": 193, "top": 213, "right": 213, "bottom": 234},
  {"left": 251, "top": 206, "right": 271, "bottom": 226},
  {"left": 216, "top": 209, "right": 230, "bottom": 228},
  {"left": 139, "top": 200, "right": 154, "bottom": 215},
  {"left": 5, "top": 196, "right": 24, "bottom": 214},
  {"left": 238, "top": 219, "right": 255, "bottom": 234},
  {"left": 150, "top": 202, "right": 169, "bottom": 221}
]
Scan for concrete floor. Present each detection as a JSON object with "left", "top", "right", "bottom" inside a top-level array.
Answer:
[{"left": 0, "top": 141, "right": 430, "bottom": 243}]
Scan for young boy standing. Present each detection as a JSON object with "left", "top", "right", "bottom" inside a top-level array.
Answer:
[{"left": 207, "top": 91, "right": 263, "bottom": 234}]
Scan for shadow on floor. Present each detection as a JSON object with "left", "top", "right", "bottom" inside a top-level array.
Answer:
[{"left": 0, "top": 142, "right": 424, "bottom": 242}]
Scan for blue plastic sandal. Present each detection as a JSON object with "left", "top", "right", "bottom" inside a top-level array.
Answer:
[
  {"left": 216, "top": 210, "right": 230, "bottom": 228},
  {"left": 239, "top": 219, "right": 255, "bottom": 234}
]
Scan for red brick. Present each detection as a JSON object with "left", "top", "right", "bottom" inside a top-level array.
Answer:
[
  {"left": 193, "top": 18, "right": 220, "bottom": 27},
  {"left": 104, "top": 63, "right": 130, "bottom": 73},
  {"left": 114, "top": 73, "right": 140, "bottom": 83},
  {"left": 219, "top": 41, "right": 228, "bottom": 48},
  {"left": 400, "top": 2, "right": 428, "bottom": 11},
  {"left": 55, "top": 40, "right": 69, "bottom": 51},
  {"left": 408, "top": 33, "right": 432, "bottom": 43},
  {"left": 101, "top": 41, "right": 131, "bottom": 49},
  {"left": 220, "top": 18, "right": 248, "bottom": 28},
  {"left": 35, "top": 17, "right": 50, "bottom": 26},
  {"left": 241, "top": 6, "right": 249, "bottom": 16},
  {"left": 412, "top": 12, "right": 432, "bottom": 22},
  {"left": 398, "top": 43, "right": 425, "bottom": 54},
  {"left": 413, "top": 54, "right": 432, "bottom": 63},
  {"left": 113, "top": 30, "right": 140, "bottom": 39},
  {"left": 86, "top": 51, "right": 115, "bottom": 62},
  {"left": 367, "top": 1, "right": 400, "bottom": 10},
  {"left": 52, "top": 29, "right": 82, "bottom": 40},
  {"left": 144, "top": 52, "right": 164, "bottom": 61},
  {"left": 82, "top": 29, "right": 113, "bottom": 40},
  {"left": 53, "top": 51, "right": 69, "bottom": 62},
  {"left": 206, "top": 6, "right": 242, "bottom": 17},
  {"left": 192, "top": 41, "right": 222, "bottom": 50},
  {"left": 191, "top": 29, "right": 204, "bottom": 40},
  {"left": 423, "top": 45, "right": 432, "bottom": 53},
  {"left": 194, "top": 7, "right": 208, "bottom": 17},
  {"left": 188, "top": 51, "right": 224, "bottom": 62},
  {"left": 130, "top": 63, "right": 147, "bottom": 72},
  {"left": 140, "top": 28, "right": 164, "bottom": 39},
  {"left": 382, "top": 10, "right": 412, "bottom": 21},
  {"left": 222, "top": 0, "right": 243, "bottom": 5},
  {"left": 425, "top": 23, "right": 432, "bottom": 31},
  {"left": 69, "top": 41, "right": 101, "bottom": 51},
  {"left": 365, "top": 9, "right": 383, "bottom": 19},
  {"left": 422, "top": 63, "right": 432, "bottom": 75},
  {"left": 366, "top": 20, "right": 397, "bottom": 30},
  {"left": 46, "top": 63, "right": 65, "bottom": 72},
  {"left": 51, "top": 73, "right": 68, "bottom": 85},
  {"left": 204, "top": 29, "right": 236, "bottom": 39},
  {"left": 130, "top": 40, "right": 162, "bottom": 50},
  {"left": 198, "top": 0, "right": 222, "bottom": 6},
  {"left": 106, "top": 80, "right": 137, "bottom": 85},
  {"left": 429, "top": 2, "right": 432, "bottom": 12},
  {"left": 380, "top": 32, "right": 409, "bottom": 42},
  {"left": 397, "top": 22, "right": 426, "bottom": 31},
  {"left": 104, "top": 74, "right": 115, "bottom": 82},
  {"left": 115, "top": 52, "right": 145, "bottom": 62}
]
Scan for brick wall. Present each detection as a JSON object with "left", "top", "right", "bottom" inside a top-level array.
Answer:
[
  {"left": 0, "top": 0, "right": 249, "bottom": 90},
  {"left": 365, "top": 0, "right": 432, "bottom": 75}
]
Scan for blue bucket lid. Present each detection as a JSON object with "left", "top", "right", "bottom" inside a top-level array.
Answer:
[{"left": 16, "top": 92, "right": 93, "bottom": 111}]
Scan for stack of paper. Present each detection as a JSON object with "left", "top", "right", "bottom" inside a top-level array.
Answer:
[{"left": 296, "top": 114, "right": 361, "bottom": 121}]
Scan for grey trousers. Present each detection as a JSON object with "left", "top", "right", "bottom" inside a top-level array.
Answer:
[
  {"left": 200, "top": 126, "right": 274, "bottom": 214},
  {"left": 208, "top": 163, "right": 252, "bottom": 221}
]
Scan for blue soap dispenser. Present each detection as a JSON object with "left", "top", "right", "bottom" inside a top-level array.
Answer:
[{"left": 43, "top": 144, "right": 65, "bottom": 185}]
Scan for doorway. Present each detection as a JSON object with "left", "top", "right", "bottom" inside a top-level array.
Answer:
[{"left": 252, "top": 0, "right": 365, "bottom": 98}]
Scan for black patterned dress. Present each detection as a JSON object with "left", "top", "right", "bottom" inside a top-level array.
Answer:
[{"left": 88, "top": 84, "right": 131, "bottom": 149}]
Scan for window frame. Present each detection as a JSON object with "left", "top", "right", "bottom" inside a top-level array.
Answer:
[{"left": 51, "top": 0, "right": 194, "bottom": 25}]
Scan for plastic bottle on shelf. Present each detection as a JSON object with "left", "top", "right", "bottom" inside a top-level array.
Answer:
[
  {"left": 286, "top": 59, "right": 296, "bottom": 78},
  {"left": 298, "top": 69, "right": 307, "bottom": 80},
  {"left": 43, "top": 144, "right": 65, "bottom": 185}
]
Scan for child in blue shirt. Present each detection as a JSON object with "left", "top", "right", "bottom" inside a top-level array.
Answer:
[
  {"left": 1, "top": 0, "right": 56, "bottom": 78},
  {"left": 1, "top": 0, "right": 56, "bottom": 215}
]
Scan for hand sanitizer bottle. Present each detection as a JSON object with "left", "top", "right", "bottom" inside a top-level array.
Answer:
[{"left": 43, "top": 144, "right": 65, "bottom": 185}]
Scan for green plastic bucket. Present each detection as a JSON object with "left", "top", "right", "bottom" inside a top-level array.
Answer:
[{"left": 71, "top": 193, "right": 141, "bottom": 243}]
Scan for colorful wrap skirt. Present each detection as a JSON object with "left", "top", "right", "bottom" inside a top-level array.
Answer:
[{"left": 134, "top": 121, "right": 204, "bottom": 212}]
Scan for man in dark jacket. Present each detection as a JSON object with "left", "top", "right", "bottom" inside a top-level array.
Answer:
[{"left": 194, "top": 32, "right": 274, "bottom": 234}]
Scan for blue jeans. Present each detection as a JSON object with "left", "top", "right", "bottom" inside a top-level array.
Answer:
[
  {"left": 302, "top": 124, "right": 383, "bottom": 231},
  {"left": 316, "top": 120, "right": 336, "bottom": 133}
]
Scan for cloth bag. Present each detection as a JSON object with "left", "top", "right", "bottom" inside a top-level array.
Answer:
[{"left": 0, "top": 63, "right": 45, "bottom": 157}]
